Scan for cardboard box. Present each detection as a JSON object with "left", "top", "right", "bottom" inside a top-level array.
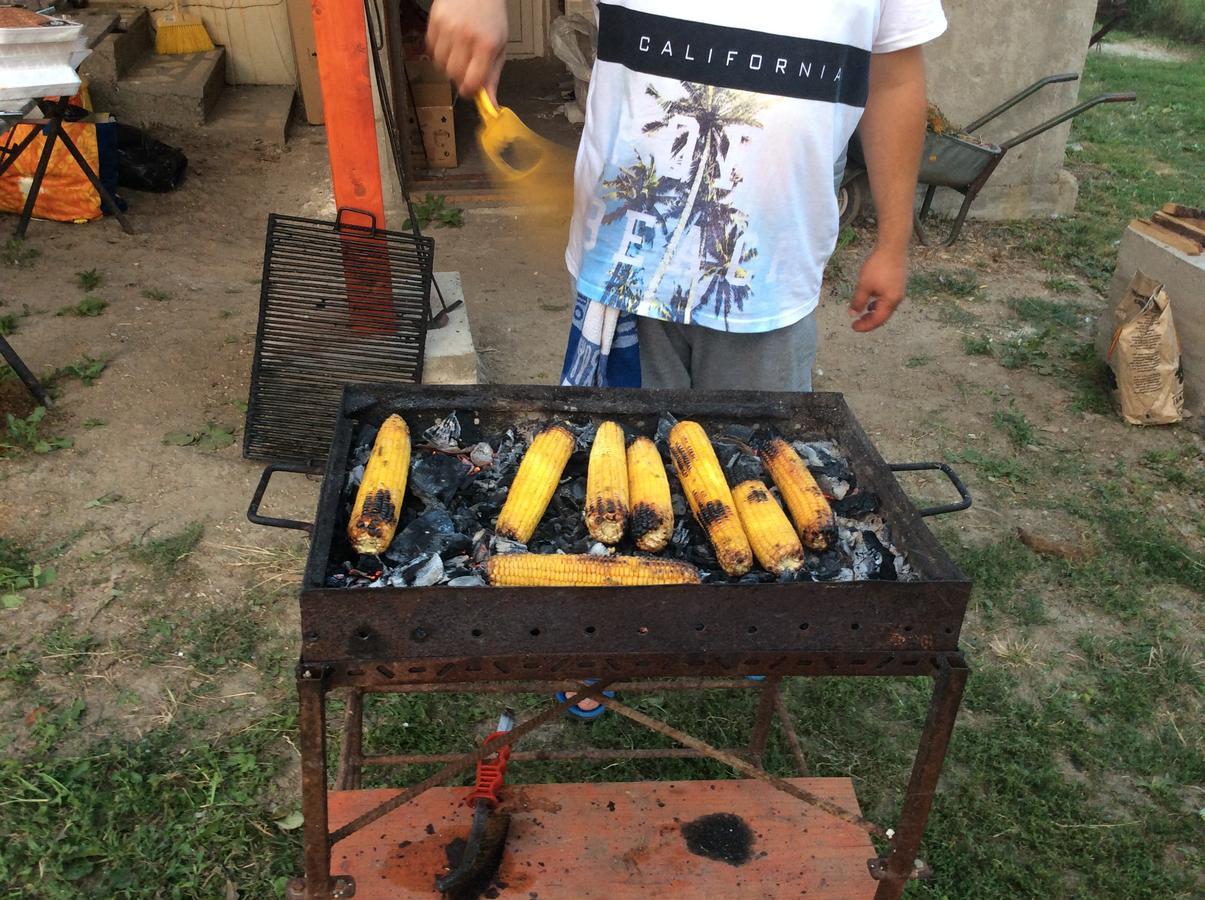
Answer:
[{"left": 406, "top": 59, "right": 456, "bottom": 168}]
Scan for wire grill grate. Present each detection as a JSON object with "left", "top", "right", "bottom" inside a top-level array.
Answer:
[{"left": 243, "top": 212, "right": 434, "bottom": 466}]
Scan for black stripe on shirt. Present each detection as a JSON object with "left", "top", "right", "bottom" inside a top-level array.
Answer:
[{"left": 596, "top": 2, "right": 871, "bottom": 107}]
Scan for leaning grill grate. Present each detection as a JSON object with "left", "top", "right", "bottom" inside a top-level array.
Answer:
[{"left": 243, "top": 211, "right": 434, "bottom": 466}]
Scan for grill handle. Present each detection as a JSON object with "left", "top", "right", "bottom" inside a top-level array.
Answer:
[
  {"left": 247, "top": 463, "right": 319, "bottom": 533},
  {"left": 889, "top": 462, "right": 972, "bottom": 517}
]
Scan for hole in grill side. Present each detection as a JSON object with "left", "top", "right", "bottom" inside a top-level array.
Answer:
[
  {"left": 471, "top": 628, "right": 482, "bottom": 638},
  {"left": 585, "top": 626, "right": 596, "bottom": 635}
]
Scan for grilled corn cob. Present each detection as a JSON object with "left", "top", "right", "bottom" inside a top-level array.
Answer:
[
  {"left": 733, "top": 480, "right": 805, "bottom": 575},
  {"left": 486, "top": 553, "right": 700, "bottom": 586},
  {"left": 626, "top": 436, "right": 673, "bottom": 552},
  {"left": 668, "top": 421, "right": 753, "bottom": 576},
  {"left": 347, "top": 414, "right": 411, "bottom": 555},
  {"left": 495, "top": 424, "right": 575, "bottom": 543},
  {"left": 760, "top": 437, "right": 836, "bottom": 550},
  {"left": 585, "top": 421, "right": 629, "bottom": 545}
]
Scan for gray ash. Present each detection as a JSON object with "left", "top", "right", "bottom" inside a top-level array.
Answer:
[{"left": 327, "top": 411, "right": 915, "bottom": 588}]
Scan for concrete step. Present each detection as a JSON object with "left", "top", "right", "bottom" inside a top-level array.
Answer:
[
  {"left": 78, "top": 7, "right": 151, "bottom": 88},
  {"left": 111, "top": 48, "right": 226, "bottom": 131},
  {"left": 203, "top": 84, "right": 295, "bottom": 146}
]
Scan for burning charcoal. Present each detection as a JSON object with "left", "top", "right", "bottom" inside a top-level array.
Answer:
[
  {"left": 832, "top": 489, "right": 877, "bottom": 518},
  {"left": 472, "top": 431, "right": 518, "bottom": 491},
  {"left": 654, "top": 414, "right": 678, "bottom": 447},
  {"left": 722, "top": 424, "right": 755, "bottom": 444},
  {"left": 452, "top": 506, "right": 483, "bottom": 535},
  {"left": 396, "top": 553, "right": 444, "bottom": 586},
  {"left": 490, "top": 535, "right": 527, "bottom": 555},
  {"left": 727, "top": 452, "right": 764, "bottom": 485},
  {"left": 448, "top": 574, "right": 486, "bottom": 587},
  {"left": 469, "top": 442, "right": 494, "bottom": 468},
  {"left": 860, "top": 530, "right": 898, "bottom": 581},
  {"left": 739, "top": 571, "right": 775, "bottom": 584},
  {"left": 423, "top": 412, "right": 462, "bottom": 452},
  {"left": 806, "top": 549, "right": 848, "bottom": 581},
  {"left": 326, "top": 573, "right": 348, "bottom": 587},
  {"left": 793, "top": 441, "right": 855, "bottom": 498},
  {"left": 713, "top": 442, "right": 741, "bottom": 470},
  {"left": 569, "top": 537, "right": 594, "bottom": 554},
  {"left": 410, "top": 452, "right": 470, "bottom": 508},
  {"left": 671, "top": 493, "right": 687, "bottom": 517},
  {"left": 472, "top": 530, "right": 492, "bottom": 564},
  {"left": 385, "top": 509, "right": 467, "bottom": 563}
]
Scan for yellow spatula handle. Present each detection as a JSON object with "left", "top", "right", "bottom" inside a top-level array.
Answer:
[{"left": 475, "top": 90, "right": 500, "bottom": 121}]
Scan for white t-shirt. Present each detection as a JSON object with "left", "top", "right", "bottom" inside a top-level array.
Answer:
[{"left": 565, "top": 0, "right": 947, "bottom": 333}]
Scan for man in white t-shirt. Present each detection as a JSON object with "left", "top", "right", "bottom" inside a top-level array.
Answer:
[{"left": 428, "top": 0, "right": 946, "bottom": 391}]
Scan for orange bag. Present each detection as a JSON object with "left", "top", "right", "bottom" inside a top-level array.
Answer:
[{"left": 0, "top": 120, "right": 109, "bottom": 223}]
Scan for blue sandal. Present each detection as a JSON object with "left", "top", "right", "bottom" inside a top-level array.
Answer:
[{"left": 556, "top": 679, "right": 616, "bottom": 720}]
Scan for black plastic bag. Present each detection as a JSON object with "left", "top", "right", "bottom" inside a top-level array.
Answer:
[{"left": 115, "top": 124, "right": 187, "bottom": 192}]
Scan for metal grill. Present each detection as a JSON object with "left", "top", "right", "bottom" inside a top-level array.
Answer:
[{"left": 243, "top": 210, "right": 434, "bottom": 467}]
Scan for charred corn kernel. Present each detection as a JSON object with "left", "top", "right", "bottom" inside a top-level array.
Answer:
[
  {"left": 347, "top": 414, "right": 411, "bottom": 555},
  {"left": 761, "top": 437, "right": 836, "bottom": 550},
  {"left": 626, "top": 436, "right": 673, "bottom": 552},
  {"left": 495, "top": 425, "right": 575, "bottom": 543},
  {"left": 733, "top": 480, "right": 805, "bottom": 575},
  {"left": 668, "top": 421, "right": 753, "bottom": 576},
  {"left": 486, "top": 553, "right": 700, "bottom": 586},
  {"left": 585, "top": 421, "right": 629, "bottom": 545}
]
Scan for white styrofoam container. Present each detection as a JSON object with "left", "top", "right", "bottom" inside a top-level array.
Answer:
[{"left": 0, "top": 17, "right": 87, "bottom": 103}]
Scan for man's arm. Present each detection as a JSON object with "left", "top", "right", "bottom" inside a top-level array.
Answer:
[
  {"left": 848, "top": 46, "right": 928, "bottom": 332},
  {"left": 426, "top": 0, "right": 508, "bottom": 100}
]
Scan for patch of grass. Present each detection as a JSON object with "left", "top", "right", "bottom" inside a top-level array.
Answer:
[
  {"left": 53, "top": 355, "right": 107, "bottom": 386},
  {"left": 1043, "top": 275, "right": 1080, "bottom": 294},
  {"left": 2, "top": 237, "right": 39, "bottom": 268},
  {"left": 905, "top": 354, "right": 931, "bottom": 369},
  {"left": 56, "top": 296, "right": 107, "bottom": 318},
  {"left": 129, "top": 523, "right": 204, "bottom": 576},
  {"left": 140, "top": 288, "right": 171, "bottom": 302},
  {"left": 1117, "top": 3, "right": 1205, "bottom": 44},
  {"left": 402, "top": 193, "right": 465, "bottom": 230},
  {"left": 992, "top": 402, "right": 1037, "bottom": 449},
  {"left": 961, "top": 334, "right": 993, "bottom": 356},
  {"left": 0, "top": 536, "right": 56, "bottom": 609},
  {"left": 1023, "top": 50, "right": 1205, "bottom": 290},
  {"left": 908, "top": 267, "right": 982, "bottom": 299},
  {"left": 947, "top": 447, "right": 1034, "bottom": 485},
  {"left": 0, "top": 304, "right": 30, "bottom": 336},
  {"left": 0, "top": 707, "right": 299, "bottom": 897},
  {"left": 1008, "top": 296, "right": 1083, "bottom": 329},
  {"left": 2, "top": 406, "right": 73, "bottom": 456},
  {"left": 74, "top": 269, "right": 103, "bottom": 291},
  {"left": 1140, "top": 445, "right": 1205, "bottom": 494}
]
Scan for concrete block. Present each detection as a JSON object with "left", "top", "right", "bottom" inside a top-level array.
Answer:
[
  {"left": 78, "top": 7, "right": 150, "bottom": 112},
  {"left": 205, "top": 85, "right": 295, "bottom": 146},
  {"left": 1094, "top": 226, "right": 1205, "bottom": 429},
  {"left": 117, "top": 48, "right": 225, "bottom": 130},
  {"left": 423, "top": 272, "right": 479, "bottom": 385}
]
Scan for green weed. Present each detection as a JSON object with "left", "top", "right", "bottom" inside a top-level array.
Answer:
[
  {"left": 402, "top": 193, "right": 465, "bottom": 230},
  {"left": 140, "top": 288, "right": 171, "bottom": 302},
  {"left": 962, "top": 334, "right": 993, "bottom": 356},
  {"left": 74, "top": 269, "right": 103, "bottom": 291},
  {"left": 53, "top": 355, "right": 107, "bottom": 386},
  {"left": 1008, "top": 296, "right": 1083, "bottom": 329},
  {"left": 1140, "top": 445, "right": 1205, "bottom": 494},
  {"left": 1043, "top": 275, "right": 1080, "bottom": 294},
  {"left": 129, "top": 523, "right": 204, "bottom": 576},
  {"left": 905, "top": 354, "right": 931, "bottom": 369},
  {"left": 908, "top": 267, "right": 982, "bottom": 299},
  {"left": 992, "top": 403, "right": 1037, "bottom": 449},
  {"left": 0, "top": 537, "right": 55, "bottom": 609},
  {"left": 947, "top": 447, "right": 1035, "bottom": 485},
  {"left": 56, "top": 296, "right": 107, "bottom": 318},
  {"left": 2, "top": 238, "right": 39, "bottom": 268},
  {"left": 2, "top": 407, "right": 72, "bottom": 456},
  {"left": 0, "top": 305, "right": 30, "bottom": 336}
]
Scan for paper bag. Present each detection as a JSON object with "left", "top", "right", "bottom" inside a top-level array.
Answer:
[{"left": 1107, "top": 271, "right": 1185, "bottom": 425}]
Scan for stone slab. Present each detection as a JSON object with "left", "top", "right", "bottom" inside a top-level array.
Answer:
[
  {"left": 423, "top": 271, "right": 479, "bottom": 385},
  {"left": 117, "top": 48, "right": 225, "bottom": 129},
  {"left": 1095, "top": 224, "right": 1205, "bottom": 429},
  {"left": 204, "top": 84, "right": 295, "bottom": 146}
]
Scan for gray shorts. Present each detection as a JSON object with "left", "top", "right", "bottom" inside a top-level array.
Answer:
[{"left": 636, "top": 312, "right": 818, "bottom": 392}]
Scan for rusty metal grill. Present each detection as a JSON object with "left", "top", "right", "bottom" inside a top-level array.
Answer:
[{"left": 242, "top": 212, "right": 434, "bottom": 468}]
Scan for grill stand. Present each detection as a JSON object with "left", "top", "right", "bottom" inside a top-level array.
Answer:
[{"left": 287, "top": 655, "right": 968, "bottom": 900}]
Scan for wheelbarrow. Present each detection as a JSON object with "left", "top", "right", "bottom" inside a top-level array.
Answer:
[{"left": 838, "top": 73, "right": 1136, "bottom": 246}]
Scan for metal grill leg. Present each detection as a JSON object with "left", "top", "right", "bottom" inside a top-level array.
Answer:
[
  {"left": 871, "top": 657, "right": 969, "bottom": 900},
  {"left": 747, "top": 677, "right": 780, "bottom": 767},
  {"left": 335, "top": 689, "right": 365, "bottom": 790},
  {"left": 53, "top": 124, "right": 133, "bottom": 235},
  {"left": 289, "top": 668, "right": 355, "bottom": 900},
  {"left": 0, "top": 335, "right": 51, "bottom": 406},
  {"left": 14, "top": 112, "right": 61, "bottom": 240}
]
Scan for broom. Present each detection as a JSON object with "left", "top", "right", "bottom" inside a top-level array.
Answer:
[{"left": 154, "top": 0, "right": 215, "bottom": 55}]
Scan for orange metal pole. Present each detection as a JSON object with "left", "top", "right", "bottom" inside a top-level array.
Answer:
[{"left": 311, "top": 0, "right": 395, "bottom": 332}]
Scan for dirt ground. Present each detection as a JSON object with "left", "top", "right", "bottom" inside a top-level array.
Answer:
[{"left": 1, "top": 115, "right": 1197, "bottom": 732}]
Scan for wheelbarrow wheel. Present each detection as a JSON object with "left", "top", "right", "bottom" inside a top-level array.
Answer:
[{"left": 837, "top": 171, "right": 870, "bottom": 231}]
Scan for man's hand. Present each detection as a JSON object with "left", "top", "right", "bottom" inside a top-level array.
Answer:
[
  {"left": 849, "top": 249, "right": 908, "bottom": 332},
  {"left": 426, "top": 0, "right": 508, "bottom": 100}
]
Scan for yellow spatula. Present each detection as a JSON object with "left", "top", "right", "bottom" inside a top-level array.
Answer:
[{"left": 475, "top": 90, "right": 574, "bottom": 209}]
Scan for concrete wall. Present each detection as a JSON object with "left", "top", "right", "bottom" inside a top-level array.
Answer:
[{"left": 924, "top": 0, "right": 1098, "bottom": 220}]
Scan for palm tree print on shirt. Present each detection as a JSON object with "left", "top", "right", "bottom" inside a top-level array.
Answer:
[{"left": 592, "top": 81, "right": 765, "bottom": 328}]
